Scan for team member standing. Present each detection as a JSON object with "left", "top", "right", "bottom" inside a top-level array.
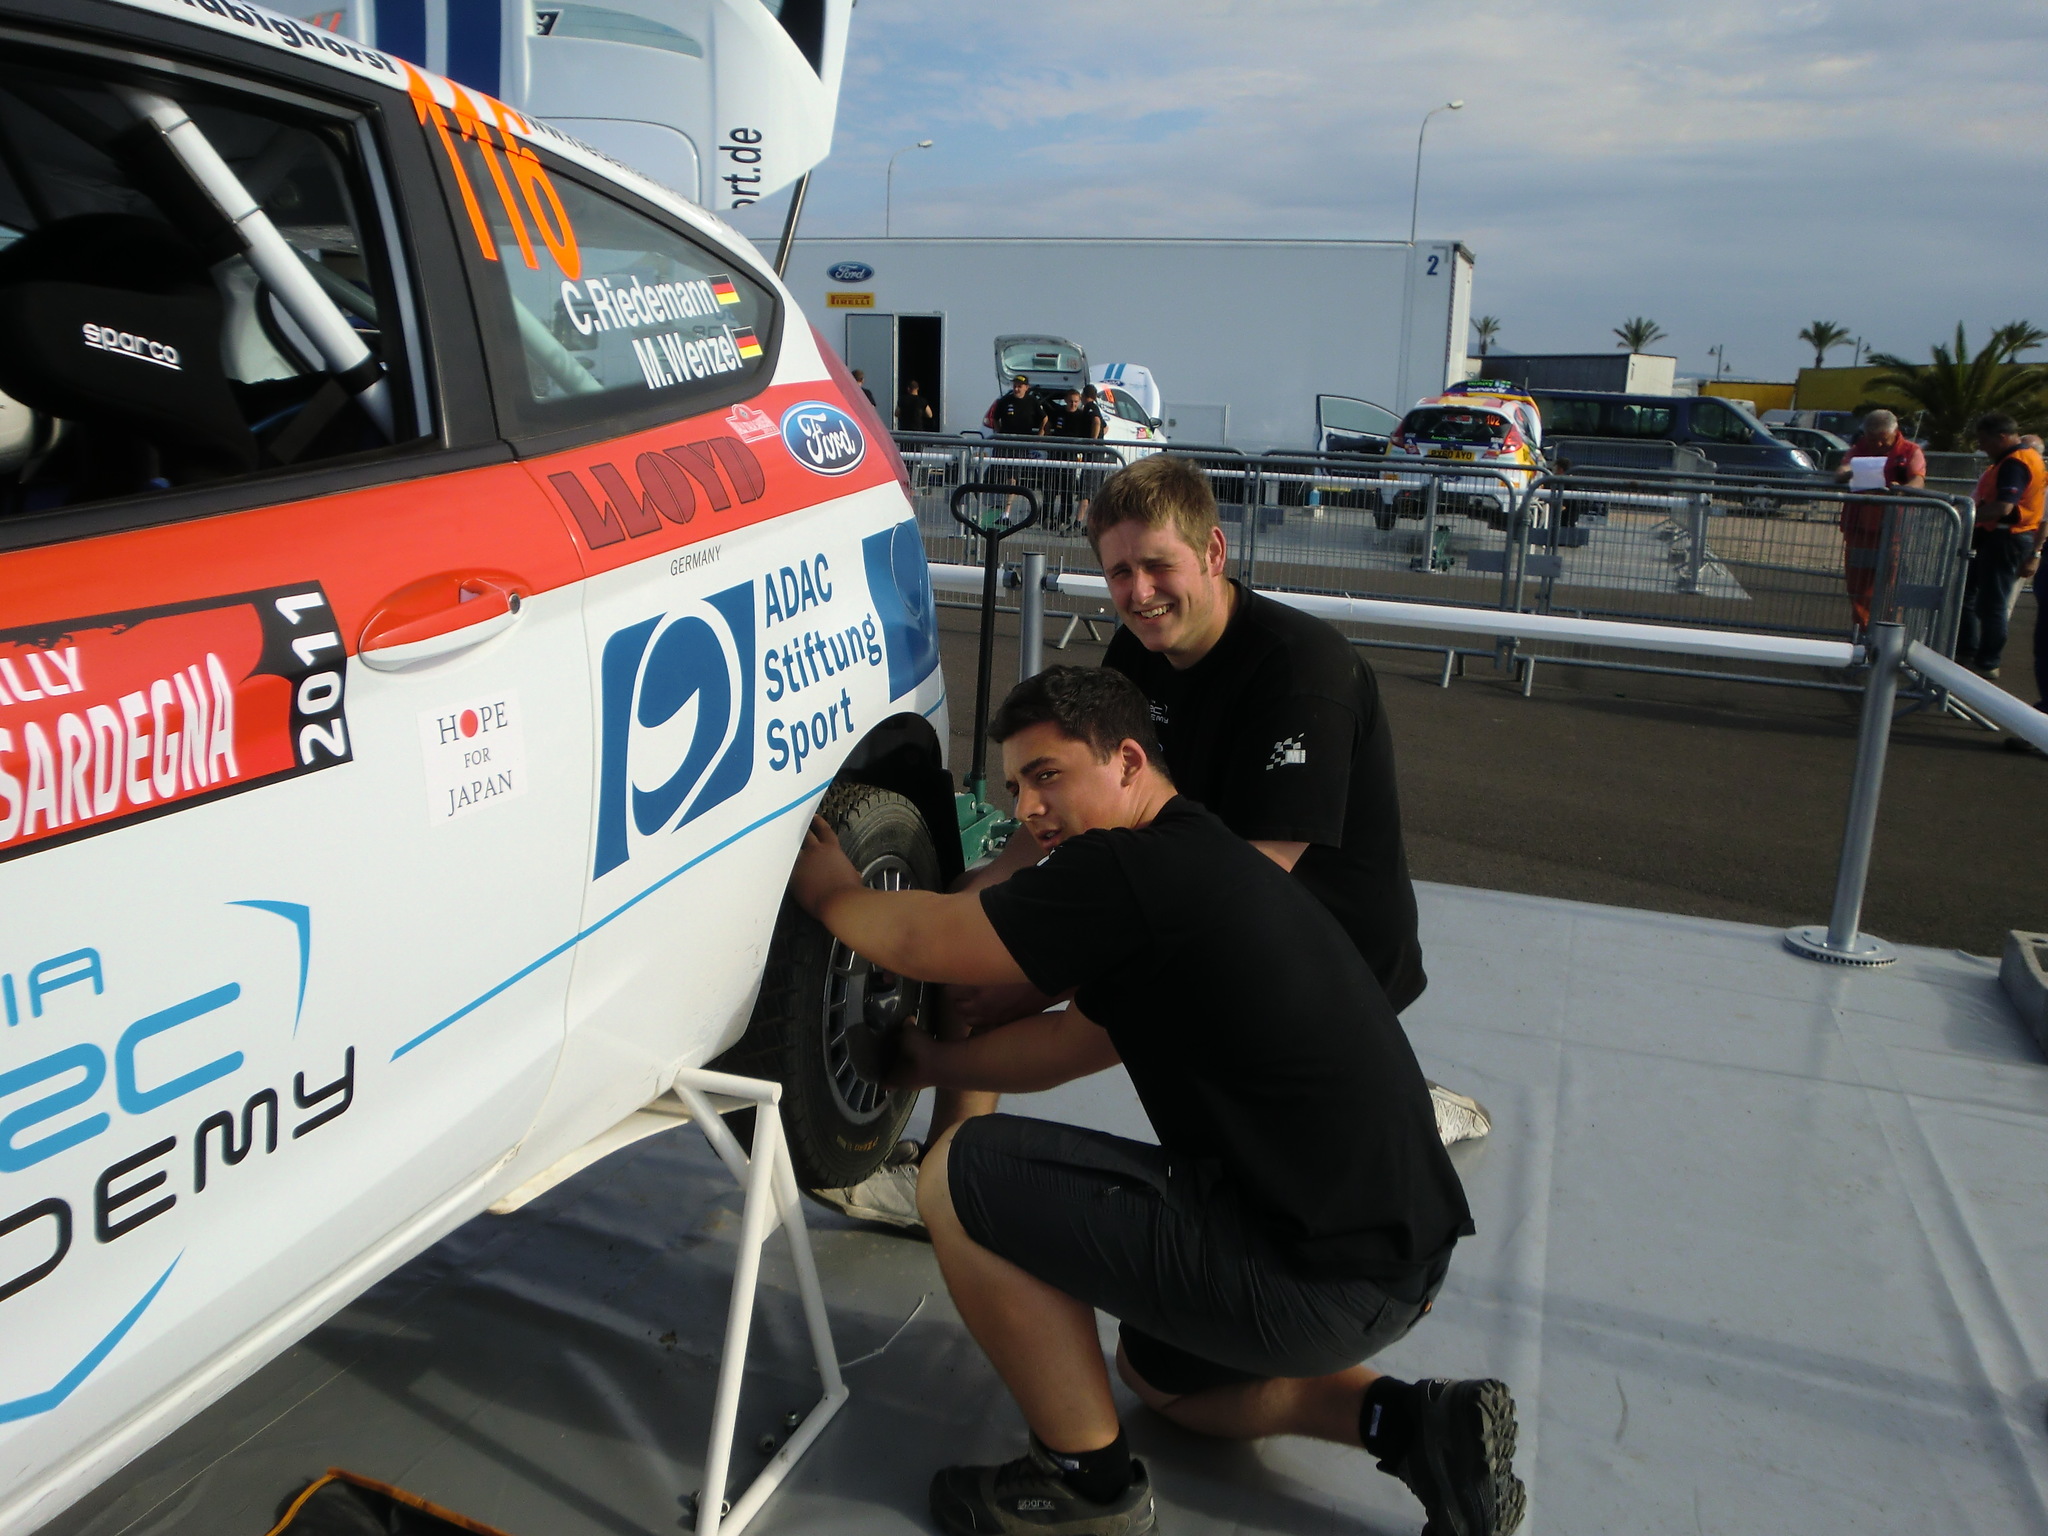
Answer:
[
  {"left": 789, "top": 668, "right": 1521, "bottom": 1536},
  {"left": 1961, "top": 413, "right": 2046, "bottom": 677},
  {"left": 898, "top": 376, "right": 936, "bottom": 433},
  {"left": 987, "top": 373, "right": 1047, "bottom": 437}
]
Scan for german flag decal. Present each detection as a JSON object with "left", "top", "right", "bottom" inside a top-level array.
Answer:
[
  {"left": 711, "top": 276, "right": 742, "bottom": 306},
  {"left": 731, "top": 326, "right": 763, "bottom": 359}
]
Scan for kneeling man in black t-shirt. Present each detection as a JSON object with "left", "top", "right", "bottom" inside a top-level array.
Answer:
[{"left": 790, "top": 668, "right": 1523, "bottom": 1536}]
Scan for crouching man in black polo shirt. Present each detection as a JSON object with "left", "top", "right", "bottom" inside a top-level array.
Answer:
[{"left": 789, "top": 667, "right": 1523, "bottom": 1536}]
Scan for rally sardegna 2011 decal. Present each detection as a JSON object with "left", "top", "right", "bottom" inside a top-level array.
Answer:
[{"left": 0, "top": 585, "right": 352, "bottom": 863}]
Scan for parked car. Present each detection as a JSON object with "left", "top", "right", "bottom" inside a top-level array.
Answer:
[
  {"left": 1383, "top": 393, "right": 1545, "bottom": 528},
  {"left": 1770, "top": 425, "right": 1852, "bottom": 471},
  {"left": 0, "top": 6, "right": 952, "bottom": 1531},
  {"left": 1529, "top": 389, "right": 1818, "bottom": 478}
]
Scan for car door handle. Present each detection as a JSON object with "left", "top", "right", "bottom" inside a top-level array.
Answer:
[{"left": 359, "top": 578, "right": 525, "bottom": 672}]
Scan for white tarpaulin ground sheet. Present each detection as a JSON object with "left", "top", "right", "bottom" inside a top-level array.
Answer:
[{"left": 37, "top": 884, "right": 2048, "bottom": 1535}]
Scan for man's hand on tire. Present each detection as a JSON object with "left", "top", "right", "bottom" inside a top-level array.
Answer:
[{"left": 791, "top": 813, "right": 861, "bottom": 917}]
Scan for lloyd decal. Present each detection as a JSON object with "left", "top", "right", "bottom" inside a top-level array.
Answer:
[
  {"left": 546, "top": 433, "right": 766, "bottom": 552},
  {"left": 0, "top": 586, "right": 351, "bottom": 864},
  {"left": 418, "top": 694, "right": 528, "bottom": 824}
]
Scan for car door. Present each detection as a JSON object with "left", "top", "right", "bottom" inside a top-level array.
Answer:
[
  {"left": 437, "top": 125, "right": 927, "bottom": 1174},
  {"left": 0, "top": 22, "right": 590, "bottom": 1522}
]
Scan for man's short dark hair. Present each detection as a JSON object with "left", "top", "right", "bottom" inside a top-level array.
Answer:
[
  {"left": 1977, "top": 412, "right": 2020, "bottom": 438},
  {"left": 989, "top": 665, "right": 1163, "bottom": 767}
]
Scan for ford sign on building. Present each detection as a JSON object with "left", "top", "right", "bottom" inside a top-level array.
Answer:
[{"left": 827, "top": 261, "right": 874, "bottom": 283}]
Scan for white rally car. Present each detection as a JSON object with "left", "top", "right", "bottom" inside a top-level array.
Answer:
[{"left": 0, "top": 4, "right": 954, "bottom": 1530}]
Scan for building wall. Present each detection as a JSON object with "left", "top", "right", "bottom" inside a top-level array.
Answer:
[
  {"left": 1704, "top": 380, "right": 1796, "bottom": 413},
  {"left": 764, "top": 237, "right": 1473, "bottom": 449}
]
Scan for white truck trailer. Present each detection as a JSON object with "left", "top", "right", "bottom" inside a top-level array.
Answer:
[{"left": 769, "top": 236, "right": 1475, "bottom": 450}]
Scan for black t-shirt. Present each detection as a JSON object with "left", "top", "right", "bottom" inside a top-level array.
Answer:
[
  {"left": 1046, "top": 403, "right": 1098, "bottom": 439},
  {"left": 1105, "top": 584, "right": 1425, "bottom": 1011},
  {"left": 898, "top": 393, "right": 934, "bottom": 432},
  {"left": 980, "top": 797, "right": 1472, "bottom": 1280},
  {"left": 990, "top": 393, "right": 1046, "bottom": 436}
]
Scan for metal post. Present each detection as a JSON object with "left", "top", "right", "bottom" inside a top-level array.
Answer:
[
  {"left": 772, "top": 172, "right": 810, "bottom": 277},
  {"left": 1418, "top": 475, "right": 1441, "bottom": 574},
  {"left": 1784, "top": 621, "right": 1905, "bottom": 966},
  {"left": 1239, "top": 463, "right": 1262, "bottom": 584},
  {"left": 1681, "top": 490, "right": 1709, "bottom": 594},
  {"left": 1018, "top": 552, "right": 1046, "bottom": 681}
]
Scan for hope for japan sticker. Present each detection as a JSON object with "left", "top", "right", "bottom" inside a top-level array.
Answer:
[{"left": 418, "top": 691, "right": 528, "bottom": 824}]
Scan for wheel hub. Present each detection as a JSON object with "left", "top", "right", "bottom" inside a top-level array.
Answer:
[{"left": 821, "top": 852, "right": 924, "bottom": 1122}]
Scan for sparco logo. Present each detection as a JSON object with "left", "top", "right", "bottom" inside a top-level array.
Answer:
[
  {"left": 82, "top": 324, "right": 180, "bottom": 371},
  {"left": 780, "top": 401, "right": 866, "bottom": 476}
]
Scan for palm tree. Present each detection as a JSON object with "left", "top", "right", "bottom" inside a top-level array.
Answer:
[
  {"left": 1471, "top": 314, "right": 1501, "bottom": 359},
  {"left": 1861, "top": 323, "right": 2048, "bottom": 449},
  {"left": 1796, "top": 320, "right": 1852, "bottom": 369},
  {"left": 1614, "top": 316, "right": 1666, "bottom": 352}
]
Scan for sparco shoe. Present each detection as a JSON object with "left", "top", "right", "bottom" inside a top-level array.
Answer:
[
  {"left": 929, "top": 1443, "right": 1155, "bottom": 1536},
  {"left": 806, "top": 1140, "right": 925, "bottom": 1232},
  {"left": 1383, "top": 1377, "right": 1524, "bottom": 1536},
  {"left": 1428, "top": 1083, "right": 1493, "bottom": 1147}
]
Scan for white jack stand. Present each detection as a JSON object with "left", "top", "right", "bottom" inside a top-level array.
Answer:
[{"left": 668, "top": 1067, "right": 848, "bottom": 1536}]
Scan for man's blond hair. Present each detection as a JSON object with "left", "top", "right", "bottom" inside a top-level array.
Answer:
[{"left": 1085, "top": 454, "right": 1218, "bottom": 555}]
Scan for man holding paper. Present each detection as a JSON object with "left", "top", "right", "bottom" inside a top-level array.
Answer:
[{"left": 1835, "top": 409, "right": 1926, "bottom": 632}]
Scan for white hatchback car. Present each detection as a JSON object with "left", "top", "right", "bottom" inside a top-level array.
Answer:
[{"left": 0, "top": 4, "right": 953, "bottom": 1530}]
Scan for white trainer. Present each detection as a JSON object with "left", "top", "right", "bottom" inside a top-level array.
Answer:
[
  {"left": 1430, "top": 1082, "right": 1493, "bottom": 1146},
  {"left": 808, "top": 1141, "right": 926, "bottom": 1231}
]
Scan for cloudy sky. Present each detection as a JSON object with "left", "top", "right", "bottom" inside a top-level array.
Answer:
[{"left": 727, "top": 0, "right": 2048, "bottom": 381}]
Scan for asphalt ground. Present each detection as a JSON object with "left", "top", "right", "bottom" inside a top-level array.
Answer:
[{"left": 935, "top": 590, "right": 2046, "bottom": 959}]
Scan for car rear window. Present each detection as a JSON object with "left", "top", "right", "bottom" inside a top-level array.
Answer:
[
  {"left": 1404, "top": 407, "right": 1511, "bottom": 446},
  {"left": 1000, "top": 341, "right": 1082, "bottom": 375}
]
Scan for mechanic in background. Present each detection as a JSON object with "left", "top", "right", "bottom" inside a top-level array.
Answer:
[
  {"left": 851, "top": 368, "right": 876, "bottom": 408},
  {"left": 898, "top": 377, "right": 935, "bottom": 433},
  {"left": 987, "top": 373, "right": 1047, "bottom": 437},
  {"left": 1081, "top": 383, "right": 1111, "bottom": 439},
  {"left": 1832, "top": 408, "right": 1925, "bottom": 634},
  {"left": 789, "top": 667, "right": 1520, "bottom": 1536},
  {"left": 1961, "top": 412, "right": 2045, "bottom": 678}
]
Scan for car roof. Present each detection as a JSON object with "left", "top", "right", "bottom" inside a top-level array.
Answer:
[{"left": 103, "top": 0, "right": 781, "bottom": 291}]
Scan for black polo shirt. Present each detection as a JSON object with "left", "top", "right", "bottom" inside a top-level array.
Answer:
[
  {"left": 1104, "top": 583, "right": 1426, "bottom": 1011},
  {"left": 990, "top": 392, "right": 1045, "bottom": 437}
]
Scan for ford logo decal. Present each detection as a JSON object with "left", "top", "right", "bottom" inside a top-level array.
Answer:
[
  {"left": 827, "top": 261, "right": 874, "bottom": 283},
  {"left": 780, "top": 401, "right": 867, "bottom": 476}
]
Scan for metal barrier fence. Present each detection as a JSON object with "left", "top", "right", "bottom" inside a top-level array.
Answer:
[{"left": 898, "top": 434, "right": 1975, "bottom": 686}]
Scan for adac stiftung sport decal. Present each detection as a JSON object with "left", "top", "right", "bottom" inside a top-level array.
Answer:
[
  {"left": 779, "top": 401, "right": 866, "bottom": 476},
  {"left": 0, "top": 585, "right": 351, "bottom": 863}
]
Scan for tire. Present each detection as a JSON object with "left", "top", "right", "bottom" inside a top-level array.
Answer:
[{"left": 717, "top": 783, "right": 941, "bottom": 1189}]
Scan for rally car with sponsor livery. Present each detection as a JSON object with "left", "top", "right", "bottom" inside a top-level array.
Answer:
[
  {"left": 1381, "top": 381, "right": 1546, "bottom": 529},
  {"left": 0, "top": 3, "right": 953, "bottom": 1529}
]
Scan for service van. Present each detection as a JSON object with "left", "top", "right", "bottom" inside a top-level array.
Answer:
[{"left": 0, "top": 3, "right": 954, "bottom": 1529}]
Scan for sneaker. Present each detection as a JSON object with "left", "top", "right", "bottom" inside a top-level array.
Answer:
[
  {"left": 807, "top": 1141, "right": 924, "bottom": 1231},
  {"left": 1382, "top": 1378, "right": 1525, "bottom": 1536},
  {"left": 1429, "top": 1082, "right": 1492, "bottom": 1147},
  {"left": 930, "top": 1442, "right": 1156, "bottom": 1536}
]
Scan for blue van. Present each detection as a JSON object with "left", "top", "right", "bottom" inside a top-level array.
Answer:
[{"left": 1531, "top": 390, "right": 1819, "bottom": 478}]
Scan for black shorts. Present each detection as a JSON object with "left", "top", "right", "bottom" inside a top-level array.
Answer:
[{"left": 946, "top": 1115, "right": 1443, "bottom": 1396}]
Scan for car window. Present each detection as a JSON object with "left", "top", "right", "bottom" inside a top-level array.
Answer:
[
  {"left": 0, "top": 51, "right": 424, "bottom": 521},
  {"left": 1105, "top": 390, "right": 1149, "bottom": 423},
  {"left": 999, "top": 340, "right": 1082, "bottom": 375},
  {"left": 1319, "top": 395, "right": 1399, "bottom": 436},
  {"left": 1689, "top": 399, "right": 1754, "bottom": 444},
  {"left": 446, "top": 126, "right": 776, "bottom": 437},
  {"left": 1404, "top": 407, "right": 1511, "bottom": 445}
]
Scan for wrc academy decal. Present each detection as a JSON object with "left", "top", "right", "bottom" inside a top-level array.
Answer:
[
  {"left": 0, "top": 903, "right": 356, "bottom": 1420},
  {"left": 0, "top": 586, "right": 351, "bottom": 864},
  {"left": 591, "top": 518, "right": 940, "bottom": 880}
]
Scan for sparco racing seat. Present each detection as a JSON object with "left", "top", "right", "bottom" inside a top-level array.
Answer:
[{"left": 0, "top": 212, "right": 257, "bottom": 502}]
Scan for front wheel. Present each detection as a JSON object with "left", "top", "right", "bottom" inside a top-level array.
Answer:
[{"left": 717, "top": 783, "right": 941, "bottom": 1189}]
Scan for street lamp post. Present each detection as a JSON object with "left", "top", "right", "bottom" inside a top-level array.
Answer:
[
  {"left": 885, "top": 140, "right": 933, "bottom": 238},
  {"left": 1408, "top": 100, "right": 1463, "bottom": 244},
  {"left": 1709, "top": 344, "right": 1726, "bottom": 381}
]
